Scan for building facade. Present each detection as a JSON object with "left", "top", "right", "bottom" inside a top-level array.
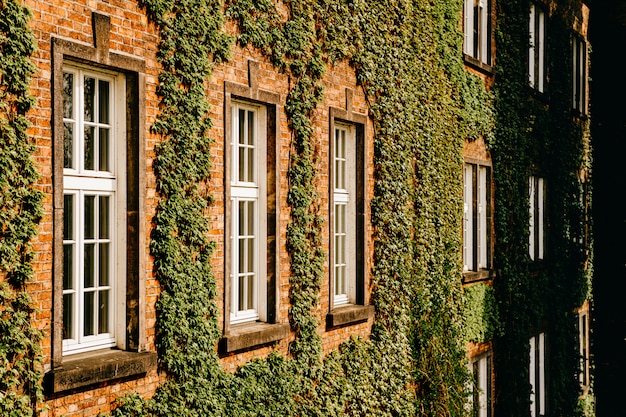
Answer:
[{"left": 0, "top": 0, "right": 593, "bottom": 415}]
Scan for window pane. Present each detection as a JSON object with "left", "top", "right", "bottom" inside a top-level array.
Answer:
[
  {"left": 247, "top": 201, "right": 254, "bottom": 236},
  {"left": 99, "top": 196, "right": 110, "bottom": 239},
  {"left": 239, "top": 200, "right": 246, "bottom": 235},
  {"left": 64, "top": 194, "right": 74, "bottom": 240},
  {"left": 84, "top": 291, "right": 95, "bottom": 336},
  {"left": 238, "top": 238, "right": 245, "bottom": 273},
  {"left": 247, "top": 111, "right": 254, "bottom": 145},
  {"left": 99, "top": 127, "right": 110, "bottom": 172},
  {"left": 98, "top": 80, "right": 110, "bottom": 124},
  {"left": 238, "top": 276, "right": 245, "bottom": 311},
  {"left": 84, "top": 125, "right": 95, "bottom": 170},
  {"left": 84, "top": 195, "right": 95, "bottom": 239},
  {"left": 84, "top": 76, "right": 95, "bottom": 122},
  {"left": 84, "top": 243, "right": 95, "bottom": 288},
  {"left": 238, "top": 109, "right": 246, "bottom": 145},
  {"left": 248, "top": 148, "right": 254, "bottom": 183},
  {"left": 98, "top": 290, "right": 109, "bottom": 334},
  {"left": 99, "top": 243, "right": 109, "bottom": 286},
  {"left": 63, "top": 244, "right": 73, "bottom": 290},
  {"left": 247, "top": 238, "right": 254, "bottom": 273},
  {"left": 64, "top": 123, "right": 73, "bottom": 168},
  {"left": 63, "top": 72, "right": 74, "bottom": 119},
  {"left": 63, "top": 293, "right": 73, "bottom": 339},
  {"left": 238, "top": 147, "right": 245, "bottom": 182},
  {"left": 247, "top": 275, "right": 254, "bottom": 310}
]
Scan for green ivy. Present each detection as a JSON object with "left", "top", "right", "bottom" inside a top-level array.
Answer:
[
  {"left": 99, "top": 0, "right": 589, "bottom": 416},
  {"left": 491, "top": 1, "right": 592, "bottom": 416},
  {"left": 0, "top": 0, "right": 44, "bottom": 415}
]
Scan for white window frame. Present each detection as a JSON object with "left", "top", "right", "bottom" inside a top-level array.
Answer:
[
  {"left": 463, "top": 163, "right": 490, "bottom": 272},
  {"left": 464, "top": 0, "right": 492, "bottom": 65},
  {"left": 529, "top": 176, "right": 545, "bottom": 261},
  {"left": 530, "top": 332, "right": 547, "bottom": 417},
  {"left": 529, "top": 2, "right": 546, "bottom": 92},
  {"left": 230, "top": 101, "right": 267, "bottom": 325},
  {"left": 62, "top": 65, "right": 127, "bottom": 355},
  {"left": 468, "top": 352, "right": 493, "bottom": 417},
  {"left": 572, "top": 34, "right": 587, "bottom": 113},
  {"left": 332, "top": 122, "right": 357, "bottom": 307}
]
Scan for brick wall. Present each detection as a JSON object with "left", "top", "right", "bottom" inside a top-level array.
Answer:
[{"left": 25, "top": 1, "right": 376, "bottom": 414}]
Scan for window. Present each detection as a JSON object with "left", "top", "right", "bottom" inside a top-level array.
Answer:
[
  {"left": 529, "top": 176, "right": 546, "bottom": 261},
  {"left": 529, "top": 2, "right": 547, "bottom": 92},
  {"left": 326, "top": 102, "right": 373, "bottom": 328},
  {"left": 463, "top": 0, "right": 492, "bottom": 66},
  {"left": 62, "top": 65, "right": 126, "bottom": 355},
  {"left": 229, "top": 101, "right": 267, "bottom": 325},
  {"left": 463, "top": 162, "right": 491, "bottom": 274},
  {"left": 572, "top": 34, "right": 587, "bottom": 114},
  {"left": 469, "top": 352, "right": 493, "bottom": 417},
  {"left": 530, "top": 332, "right": 547, "bottom": 417},
  {"left": 332, "top": 123, "right": 357, "bottom": 307},
  {"left": 48, "top": 13, "right": 155, "bottom": 394},
  {"left": 579, "top": 311, "right": 590, "bottom": 387}
]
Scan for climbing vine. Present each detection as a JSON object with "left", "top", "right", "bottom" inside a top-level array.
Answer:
[
  {"left": 0, "top": 0, "right": 44, "bottom": 415},
  {"left": 491, "top": 0, "right": 592, "bottom": 416}
]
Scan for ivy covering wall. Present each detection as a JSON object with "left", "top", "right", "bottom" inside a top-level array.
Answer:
[
  {"left": 0, "top": 0, "right": 592, "bottom": 415},
  {"left": 0, "top": 0, "right": 44, "bottom": 415},
  {"left": 491, "top": 1, "right": 592, "bottom": 416}
]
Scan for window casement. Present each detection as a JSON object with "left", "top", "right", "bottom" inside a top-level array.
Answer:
[
  {"left": 463, "top": 162, "right": 492, "bottom": 276},
  {"left": 48, "top": 12, "right": 154, "bottom": 395},
  {"left": 229, "top": 101, "right": 268, "bottom": 325},
  {"left": 529, "top": 175, "right": 546, "bottom": 261},
  {"left": 326, "top": 100, "right": 373, "bottom": 328},
  {"left": 221, "top": 64, "right": 289, "bottom": 353},
  {"left": 530, "top": 332, "right": 548, "bottom": 417},
  {"left": 572, "top": 33, "right": 588, "bottom": 114},
  {"left": 463, "top": 0, "right": 492, "bottom": 67},
  {"left": 332, "top": 122, "right": 357, "bottom": 307},
  {"left": 61, "top": 66, "right": 125, "bottom": 355},
  {"left": 529, "top": 1, "right": 547, "bottom": 92},
  {"left": 468, "top": 352, "right": 493, "bottom": 417},
  {"left": 579, "top": 310, "right": 590, "bottom": 387}
]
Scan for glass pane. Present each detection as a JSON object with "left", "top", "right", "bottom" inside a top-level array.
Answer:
[
  {"left": 247, "top": 275, "right": 254, "bottom": 310},
  {"left": 84, "top": 76, "right": 95, "bottom": 122},
  {"left": 238, "top": 238, "right": 245, "bottom": 273},
  {"left": 238, "top": 201, "right": 246, "bottom": 235},
  {"left": 84, "top": 291, "right": 95, "bottom": 336},
  {"left": 99, "top": 196, "right": 110, "bottom": 239},
  {"left": 99, "top": 128, "right": 110, "bottom": 171},
  {"left": 247, "top": 111, "right": 254, "bottom": 145},
  {"left": 64, "top": 123, "right": 73, "bottom": 168},
  {"left": 238, "top": 276, "right": 245, "bottom": 311},
  {"left": 238, "top": 109, "right": 246, "bottom": 145},
  {"left": 84, "top": 126, "right": 95, "bottom": 170},
  {"left": 248, "top": 148, "right": 254, "bottom": 182},
  {"left": 63, "top": 293, "right": 73, "bottom": 339},
  {"left": 84, "top": 243, "right": 95, "bottom": 288},
  {"left": 63, "top": 244, "right": 73, "bottom": 290},
  {"left": 63, "top": 194, "right": 73, "bottom": 240},
  {"left": 99, "top": 243, "right": 109, "bottom": 286},
  {"left": 247, "top": 238, "right": 254, "bottom": 273},
  {"left": 84, "top": 195, "right": 95, "bottom": 239},
  {"left": 63, "top": 72, "right": 74, "bottom": 119},
  {"left": 98, "top": 290, "right": 109, "bottom": 334},
  {"left": 98, "top": 80, "right": 110, "bottom": 124},
  {"left": 247, "top": 201, "right": 254, "bottom": 236},
  {"left": 238, "top": 147, "right": 245, "bottom": 182}
]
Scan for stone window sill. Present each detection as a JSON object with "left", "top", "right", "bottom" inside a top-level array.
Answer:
[
  {"left": 220, "top": 322, "right": 290, "bottom": 353},
  {"left": 327, "top": 304, "right": 374, "bottom": 328},
  {"left": 44, "top": 349, "right": 157, "bottom": 396}
]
